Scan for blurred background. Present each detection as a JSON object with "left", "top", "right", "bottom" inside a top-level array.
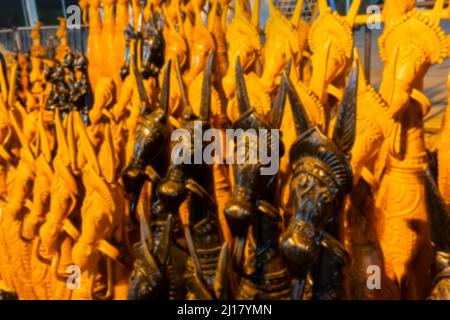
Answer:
[{"left": 0, "top": 0, "right": 448, "bottom": 132}]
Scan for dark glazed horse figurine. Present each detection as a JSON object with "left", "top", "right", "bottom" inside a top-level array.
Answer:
[
  {"left": 119, "top": 5, "right": 165, "bottom": 81},
  {"left": 224, "top": 58, "right": 291, "bottom": 299},
  {"left": 125, "top": 59, "right": 175, "bottom": 300},
  {"left": 280, "top": 59, "right": 358, "bottom": 300},
  {"left": 157, "top": 53, "right": 228, "bottom": 300}
]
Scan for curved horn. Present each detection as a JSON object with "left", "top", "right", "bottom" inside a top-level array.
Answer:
[
  {"left": 160, "top": 59, "right": 171, "bottom": 114},
  {"left": 199, "top": 52, "right": 214, "bottom": 121},
  {"left": 345, "top": 0, "right": 362, "bottom": 26},
  {"left": 251, "top": 0, "right": 261, "bottom": 29},
  {"left": 235, "top": 56, "right": 251, "bottom": 115},
  {"left": 332, "top": 55, "right": 358, "bottom": 155},
  {"left": 291, "top": 0, "right": 304, "bottom": 27},
  {"left": 283, "top": 74, "right": 311, "bottom": 136}
]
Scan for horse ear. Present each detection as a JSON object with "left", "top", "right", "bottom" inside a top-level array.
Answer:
[
  {"left": 283, "top": 73, "right": 311, "bottom": 136},
  {"left": 162, "top": 5, "right": 173, "bottom": 30},
  {"left": 235, "top": 56, "right": 251, "bottom": 115},
  {"left": 199, "top": 52, "right": 214, "bottom": 121},
  {"left": 268, "top": 0, "right": 276, "bottom": 16},
  {"left": 66, "top": 111, "right": 78, "bottom": 173},
  {"left": 207, "top": 0, "right": 218, "bottom": 33},
  {"left": 131, "top": 51, "right": 151, "bottom": 115},
  {"left": 37, "top": 112, "right": 52, "bottom": 163},
  {"left": 291, "top": 0, "right": 304, "bottom": 27},
  {"left": 317, "top": 0, "right": 329, "bottom": 14},
  {"left": 432, "top": 0, "right": 445, "bottom": 25},
  {"left": 74, "top": 111, "right": 101, "bottom": 175},
  {"left": 54, "top": 109, "right": 70, "bottom": 166},
  {"left": 251, "top": 0, "right": 261, "bottom": 30},
  {"left": 7, "top": 61, "right": 17, "bottom": 109},
  {"left": 332, "top": 56, "right": 358, "bottom": 156},
  {"left": 309, "top": 38, "right": 332, "bottom": 102},
  {"left": 160, "top": 59, "right": 171, "bottom": 115},
  {"left": 174, "top": 57, "right": 189, "bottom": 110},
  {"left": 270, "top": 64, "right": 289, "bottom": 129},
  {"left": 383, "top": 0, "right": 415, "bottom": 28},
  {"left": 193, "top": 0, "right": 205, "bottom": 28},
  {"left": 100, "top": 123, "right": 116, "bottom": 184},
  {"left": 174, "top": 0, "right": 186, "bottom": 37},
  {"left": 345, "top": 0, "right": 361, "bottom": 26},
  {"left": 0, "top": 53, "right": 8, "bottom": 103}
]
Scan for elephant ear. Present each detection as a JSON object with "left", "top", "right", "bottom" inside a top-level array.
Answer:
[{"left": 332, "top": 56, "right": 358, "bottom": 156}]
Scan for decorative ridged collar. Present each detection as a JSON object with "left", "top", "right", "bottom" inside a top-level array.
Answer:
[{"left": 379, "top": 9, "right": 448, "bottom": 64}]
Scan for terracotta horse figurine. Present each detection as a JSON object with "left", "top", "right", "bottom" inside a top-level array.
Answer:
[
  {"left": 304, "top": 0, "right": 397, "bottom": 299},
  {"left": 71, "top": 111, "right": 129, "bottom": 300},
  {"left": 373, "top": 0, "right": 448, "bottom": 299},
  {"left": 0, "top": 55, "right": 21, "bottom": 299},
  {"left": 308, "top": 0, "right": 361, "bottom": 110},
  {"left": 32, "top": 110, "right": 79, "bottom": 300},
  {"left": 83, "top": 0, "right": 103, "bottom": 89}
]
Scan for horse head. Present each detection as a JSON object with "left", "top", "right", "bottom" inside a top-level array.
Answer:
[
  {"left": 280, "top": 59, "right": 357, "bottom": 280},
  {"left": 224, "top": 57, "right": 287, "bottom": 272}
]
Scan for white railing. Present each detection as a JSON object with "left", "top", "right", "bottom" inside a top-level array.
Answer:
[{"left": 0, "top": 25, "right": 88, "bottom": 54}]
